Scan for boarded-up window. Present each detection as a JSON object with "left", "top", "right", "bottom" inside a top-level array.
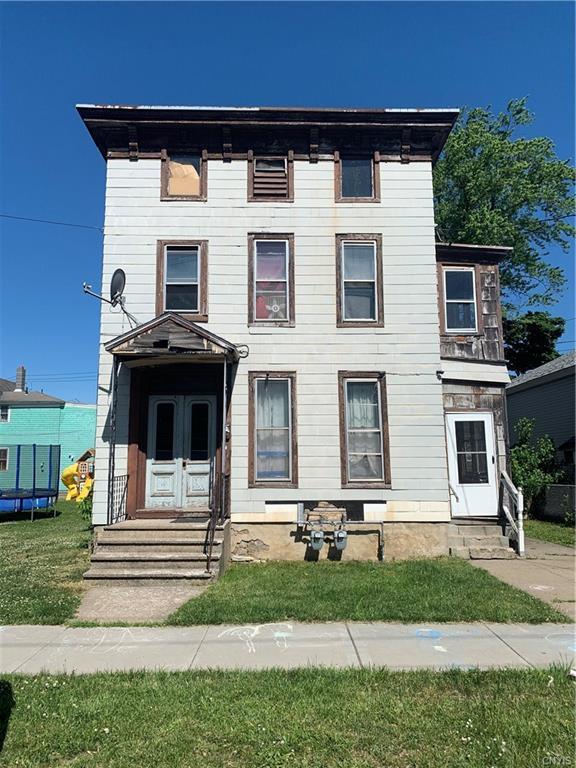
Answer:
[
  {"left": 249, "top": 157, "right": 292, "bottom": 201},
  {"left": 0, "top": 448, "right": 8, "bottom": 472},
  {"left": 162, "top": 153, "right": 205, "bottom": 199}
]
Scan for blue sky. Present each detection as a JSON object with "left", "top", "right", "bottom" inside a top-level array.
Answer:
[{"left": 0, "top": 1, "right": 574, "bottom": 403}]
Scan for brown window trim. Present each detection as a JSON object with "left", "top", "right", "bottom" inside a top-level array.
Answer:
[
  {"left": 248, "top": 371, "right": 298, "bottom": 488},
  {"left": 156, "top": 240, "right": 208, "bottom": 321},
  {"left": 160, "top": 149, "right": 208, "bottom": 201},
  {"left": 338, "top": 371, "right": 391, "bottom": 489},
  {"left": 248, "top": 233, "right": 295, "bottom": 327},
  {"left": 437, "top": 262, "right": 483, "bottom": 336},
  {"left": 335, "top": 234, "right": 384, "bottom": 328},
  {"left": 247, "top": 151, "right": 294, "bottom": 202},
  {"left": 334, "top": 151, "right": 381, "bottom": 203}
]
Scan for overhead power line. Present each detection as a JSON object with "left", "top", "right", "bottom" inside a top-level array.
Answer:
[{"left": 0, "top": 214, "right": 102, "bottom": 232}]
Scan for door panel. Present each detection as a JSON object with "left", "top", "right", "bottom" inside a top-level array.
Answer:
[
  {"left": 182, "top": 397, "right": 216, "bottom": 508},
  {"left": 446, "top": 413, "right": 497, "bottom": 517},
  {"left": 145, "top": 398, "right": 181, "bottom": 508}
]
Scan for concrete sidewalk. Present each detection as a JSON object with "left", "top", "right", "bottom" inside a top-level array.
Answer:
[{"left": 1, "top": 622, "right": 574, "bottom": 674}]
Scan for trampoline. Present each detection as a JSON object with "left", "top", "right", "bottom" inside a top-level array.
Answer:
[{"left": 0, "top": 444, "right": 61, "bottom": 520}]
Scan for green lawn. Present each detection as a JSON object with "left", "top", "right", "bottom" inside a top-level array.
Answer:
[
  {"left": 524, "top": 518, "right": 575, "bottom": 548},
  {"left": 168, "top": 559, "right": 567, "bottom": 625},
  {"left": 0, "top": 501, "right": 90, "bottom": 624},
  {"left": 1, "top": 668, "right": 573, "bottom": 768}
]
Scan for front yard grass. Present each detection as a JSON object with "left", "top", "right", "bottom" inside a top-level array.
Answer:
[
  {"left": 168, "top": 558, "right": 567, "bottom": 625},
  {"left": 1, "top": 667, "right": 573, "bottom": 768},
  {"left": 524, "top": 518, "right": 575, "bottom": 548},
  {"left": 0, "top": 501, "right": 89, "bottom": 624}
]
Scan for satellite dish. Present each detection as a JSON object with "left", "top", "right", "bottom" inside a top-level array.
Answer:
[{"left": 110, "top": 269, "right": 126, "bottom": 306}]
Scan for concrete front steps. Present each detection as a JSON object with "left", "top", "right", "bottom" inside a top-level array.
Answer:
[
  {"left": 448, "top": 519, "right": 517, "bottom": 560},
  {"left": 83, "top": 519, "right": 228, "bottom": 585}
]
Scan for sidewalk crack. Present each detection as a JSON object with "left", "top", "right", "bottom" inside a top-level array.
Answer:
[
  {"left": 345, "top": 622, "right": 363, "bottom": 669},
  {"left": 188, "top": 625, "right": 210, "bottom": 669},
  {"left": 483, "top": 623, "right": 533, "bottom": 668}
]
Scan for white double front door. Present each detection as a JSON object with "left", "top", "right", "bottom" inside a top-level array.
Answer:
[
  {"left": 145, "top": 394, "right": 216, "bottom": 510},
  {"left": 445, "top": 412, "right": 498, "bottom": 517}
]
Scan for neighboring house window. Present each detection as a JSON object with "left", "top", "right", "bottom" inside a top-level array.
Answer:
[
  {"left": 248, "top": 234, "right": 295, "bottom": 326},
  {"left": 335, "top": 153, "right": 380, "bottom": 202},
  {"left": 443, "top": 267, "right": 478, "bottom": 333},
  {"left": 249, "top": 372, "right": 298, "bottom": 487},
  {"left": 161, "top": 151, "right": 207, "bottom": 200},
  {"left": 0, "top": 406, "right": 9, "bottom": 422},
  {"left": 338, "top": 372, "right": 391, "bottom": 488},
  {"left": 336, "top": 234, "right": 384, "bottom": 327},
  {"left": 0, "top": 447, "right": 8, "bottom": 472},
  {"left": 248, "top": 155, "right": 293, "bottom": 201},
  {"left": 156, "top": 241, "right": 208, "bottom": 320}
]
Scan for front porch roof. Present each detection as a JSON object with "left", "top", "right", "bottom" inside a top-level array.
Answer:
[{"left": 104, "top": 313, "right": 242, "bottom": 361}]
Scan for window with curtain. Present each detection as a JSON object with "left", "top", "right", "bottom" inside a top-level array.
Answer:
[
  {"left": 340, "top": 157, "right": 374, "bottom": 198},
  {"left": 254, "top": 240, "right": 289, "bottom": 322},
  {"left": 255, "top": 378, "right": 291, "bottom": 480},
  {"left": 345, "top": 380, "right": 384, "bottom": 481},
  {"left": 342, "top": 242, "right": 377, "bottom": 321},
  {"left": 444, "top": 268, "right": 477, "bottom": 332},
  {"left": 165, "top": 246, "right": 199, "bottom": 312}
]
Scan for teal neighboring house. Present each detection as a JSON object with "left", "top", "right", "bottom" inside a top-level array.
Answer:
[{"left": 0, "top": 366, "right": 96, "bottom": 491}]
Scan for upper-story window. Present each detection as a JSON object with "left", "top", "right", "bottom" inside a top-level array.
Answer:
[
  {"left": 336, "top": 234, "right": 384, "bottom": 327},
  {"left": 443, "top": 267, "right": 478, "bottom": 333},
  {"left": 161, "top": 152, "right": 207, "bottom": 201},
  {"left": 248, "top": 155, "right": 293, "bottom": 201},
  {"left": 156, "top": 240, "right": 208, "bottom": 321},
  {"left": 335, "top": 153, "right": 380, "bottom": 202},
  {"left": 0, "top": 406, "right": 9, "bottom": 422},
  {"left": 0, "top": 447, "right": 8, "bottom": 471},
  {"left": 248, "top": 234, "right": 295, "bottom": 326}
]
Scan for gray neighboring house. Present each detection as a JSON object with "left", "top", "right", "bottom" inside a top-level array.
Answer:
[{"left": 506, "top": 352, "right": 575, "bottom": 518}]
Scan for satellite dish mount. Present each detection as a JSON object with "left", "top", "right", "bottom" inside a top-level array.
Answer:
[{"left": 83, "top": 269, "right": 138, "bottom": 326}]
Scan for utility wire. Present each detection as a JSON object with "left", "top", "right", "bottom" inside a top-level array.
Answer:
[{"left": 0, "top": 214, "right": 102, "bottom": 232}]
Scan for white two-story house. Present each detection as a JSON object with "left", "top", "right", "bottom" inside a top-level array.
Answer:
[{"left": 78, "top": 104, "right": 513, "bottom": 578}]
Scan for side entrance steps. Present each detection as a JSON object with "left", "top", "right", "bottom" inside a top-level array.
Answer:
[
  {"left": 83, "top": 518, "right": 229, "bottom": 585},
  {"left": 448, "top": 519, "right": 517, "bottom": 560}
]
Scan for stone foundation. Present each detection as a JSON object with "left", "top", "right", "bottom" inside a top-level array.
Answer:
[{"left": 230, "top": 522, "right": 450, "bottom": 562}]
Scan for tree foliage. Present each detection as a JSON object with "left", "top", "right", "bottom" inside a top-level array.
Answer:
[
  {"left": 503, "top": 311, "right": 566, "bottom": 374},
  {"left": 434, "top": 98, "right": 574, "bottom": 307},
  {"left": 510, "top": 417, "right": 560, "bottom": 512}
]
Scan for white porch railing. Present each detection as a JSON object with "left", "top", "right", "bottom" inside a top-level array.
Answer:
[{"left": 498, "top": 470, "right": 525, "bottom": 557}]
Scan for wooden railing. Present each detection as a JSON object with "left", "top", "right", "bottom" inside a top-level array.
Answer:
[{"left": 498, "top": 470, "right": 525, "bottom": 557}]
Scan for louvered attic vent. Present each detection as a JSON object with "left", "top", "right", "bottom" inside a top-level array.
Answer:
[{"left": 252, "top": 158, "right": 289, "bottom": 199}]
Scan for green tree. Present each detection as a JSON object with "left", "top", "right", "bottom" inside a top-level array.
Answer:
[
  {"left": 434, "top": 98, "right": 574, "bottom": 307},
  {"left": 503, "top": 311, "right": 566, "bottom": 374},
  {"left": 510, "top": 418, "right": 560, "bottom": 513}
]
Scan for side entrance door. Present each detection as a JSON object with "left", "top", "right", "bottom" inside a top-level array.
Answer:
[
  {"left": 145, "top": 394, "right": 216, "bottom": 510},
  {"left": 445, "top": 412, "right": 498, "bottom": 517}
]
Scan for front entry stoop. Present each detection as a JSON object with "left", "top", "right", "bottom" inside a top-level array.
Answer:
[
  {"left": 83, "top": 519, "right": 229, "bottom": 585},
  {"left": 448, "top": 519, "right": 517, "bottom": 560}
]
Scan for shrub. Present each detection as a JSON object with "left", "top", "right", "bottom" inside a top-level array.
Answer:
[{"left": 510, "top": 418, "right": 561, "bottom": 514}]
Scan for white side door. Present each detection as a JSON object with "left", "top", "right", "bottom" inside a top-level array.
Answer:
[
  {"left": 446, "top": 412, "right": 498, "bottom": 518},
  {"left": 145, "top": 396, "right": 183, "bottom": 508},
  {"left": 182, "top": 396, "right": 216, "bottom": 509}
]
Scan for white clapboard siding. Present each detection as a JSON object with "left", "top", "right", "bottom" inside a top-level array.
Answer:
[{"left": 92, "top": 158, "right": 453, "bottom": 523}]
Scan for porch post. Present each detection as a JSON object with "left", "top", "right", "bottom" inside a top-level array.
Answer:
[
  {"left": 107, "top": 357, "right": 120, "bottom": 525},
  {"left": 220, "top": 357, "right": 228, "bottom": 523}
]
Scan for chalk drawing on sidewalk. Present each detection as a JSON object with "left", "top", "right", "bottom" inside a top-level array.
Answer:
[
  {"left": 433, "top": 645, "right": 448, "bottom": 653},
  {"left": 217, "top": 623, "right": 294, "bottom": 653},
  {"left": 529, "top": 584, "right": 553, "bottom": 591},
  {"left": 415, "top": 629, "right": 443, "bottom": 639},
  {"left": 544, "top": 633, "right": 576, "bottom": 653}
]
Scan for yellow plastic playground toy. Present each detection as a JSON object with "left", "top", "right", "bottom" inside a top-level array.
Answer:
[{"left": 61, "top": 449, "right": 95, "bottom": 502}]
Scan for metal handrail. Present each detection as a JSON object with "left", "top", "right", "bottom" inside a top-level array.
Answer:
[
  {"left": 498, "top": 470, "right": 525, "bottom": 557},
  {"left": 205, "top": 458, "right": 218, "bottom": 573}
]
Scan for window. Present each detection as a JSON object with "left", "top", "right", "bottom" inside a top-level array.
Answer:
[
  {"left": 455, "top": 421, "right": 489, "bottom": 484},
  {"left": 0, "top": 448, "right": 8, "bottom": 472},
  {"left": 249, "top": 372, "right": 298, "bottom": 487},
  {"left": 248, "top": 234, "right": 295, "bottom": 326},
  {"left": 443, "top": 267, "right": 478, "bottom": 332},
  {"left": 338, "top": 372, "right": 390, "bottom": 487},
  {"left": 156, "top": 240, "right": 208, "bottom": 319},
  {"left": 336, "top": 235, "right": 383, "bottom": 327},
  {"left": 0, "top": 406, "right": 9, "bottom": 422},
  {"left": 248, "top": 156, "right": 293, "bottom": 201},
  {"left": 335, "top": 153, "right": 380, "bottom": 202},
  {"left": 161, "top": 152, "right": 207, "bottom": 200}
]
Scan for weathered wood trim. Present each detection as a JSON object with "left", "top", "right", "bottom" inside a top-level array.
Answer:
[
  {"left": 334, "top": 151, "right": 381, "bottom": 203},
  {"left": 247, "top": 152, "right": 294, "bottom": 202},
  {"left": 160, "top": 149, "right": 208, "bottom": 201},
  {"left": 248, "top": 371, "right": 298, "bottom": 489},
  {"left": 337, "top": 370, "right": 391, "bottom": 489},
  {"left": 156, "top": 240, "right": 209, "bottom": 322},
  {"left": 335, "top": 234, "right": 384, "bottom": 328},
  {"left": 247, "top": 233, "right": 295, "bottom": 327},
  {"left": 127, "top": 368, "right": 147, "bottom": 518}
]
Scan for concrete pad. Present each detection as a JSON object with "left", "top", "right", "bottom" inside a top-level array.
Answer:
[
  {"left": 486, "top": 624, "right": 576, "bottom": 668},
  {"left": 16, "top": 626, "right": 207, "bottom": 674},
  {"left": 0, "top": 625, "right": 66, "bottom": 673},
  {"left": 75, "top": 584, "right": 206, "bottom": 623},
  {"left": 348, "top": 623, "right": 529, "bottom": 670},
  {"left": 192, "top": 621, "right": 359, "bottom": 669}
]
